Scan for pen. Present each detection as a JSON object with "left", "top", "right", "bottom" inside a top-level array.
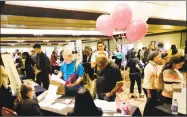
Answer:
[{"left": 51, "top": 102, "right": 56, "bottom": 105}]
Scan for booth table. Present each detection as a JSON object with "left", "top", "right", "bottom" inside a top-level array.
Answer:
[
  {"left": 40, "top": 96, "right": 142, "bottom": 116},
  {"left": 154, "top": 104, "right": 186, "bottom": 116}
]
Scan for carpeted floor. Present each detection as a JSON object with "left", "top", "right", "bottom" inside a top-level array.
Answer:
[{"left": 118, "top": 79, "right": 146, "bottom": 115}]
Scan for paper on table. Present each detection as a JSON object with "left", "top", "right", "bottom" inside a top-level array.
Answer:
[
  {"left": 94, "top": 99, "right": 107, "bottom": 107},
  {"left": 44, "top": 84, "right": 58, "bottom": 103},
  {"left": 48, "top": 103, "right": 68, "bottom": 110},
  {"left": 51, "top": 74, "right": 65, "bottom": 85},
  {"left": 39, "top": 100, "right": 55, "bottom": 107},
  {"left": 94, "top": 99, "right": 116, "bottom": 112},
  {"left": 37, "top": 91, "right": 48, "bottom": 102},
  {"left": 113, "top": 113, "right": 131, "bottom": 116},
  {"left": 69, "top": 103, "right": 74, "bottom": 108},
  {"left": 62, "top": 99, "right": 73, "bottom": 104},
  {"left": 102, "top": 102, "right": 116, "bottom": 112},
  {"left": 102, "top": 113, "right": 111, "bottom": 116}
]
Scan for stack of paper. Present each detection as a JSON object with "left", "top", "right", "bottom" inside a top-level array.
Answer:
[
  {"left": 102, "top": 113, "right": 111, "bottom": 116},
  {"left": 37, "top": 91, "right": 48, "bottom": 102},
  {"left": 48, "top": 103, "right": 68, "bottom": 110},
  {"left": 39, "top": 100, "right": 55, "bottom": 107},
  {"left": 94, "top": 99, "right": 116, "bottom": 112},
  {"left": 51, "top": 74, "right": 65, "bottom": 85}
]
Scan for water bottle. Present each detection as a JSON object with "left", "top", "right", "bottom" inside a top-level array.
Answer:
[
  {"left": 120, "top": 102, "right": 126, "bottom": 115},
  {"left": 171, "top": 99, "right": 178, "bottom": 115}
]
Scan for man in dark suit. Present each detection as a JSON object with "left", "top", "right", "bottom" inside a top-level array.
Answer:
[
  {"left": 83, "top": 47, "right": 94, "bottom": 80},
  {"left": 33, "top": 44, "right": 50, "bottom": 89}
]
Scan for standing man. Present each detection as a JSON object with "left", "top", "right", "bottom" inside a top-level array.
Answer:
[
  {"left": 33, "top": 44, "right": 50, "bottom": 89},
  {"left": 83, "top": 46, "right": 94, "bottom": 80},
  {"left": 30, "top": 50, "right": 37, "bottom": 64},
  {"left": 96, "top": 53, "right": 123, "bottom": 101}
]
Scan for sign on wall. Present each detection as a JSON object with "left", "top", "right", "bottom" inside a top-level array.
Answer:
[{"left": 1, "top": 54, "right": 22, "bottom": 95}]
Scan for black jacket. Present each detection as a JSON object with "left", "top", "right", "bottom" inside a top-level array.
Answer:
[
  {"left": 36, "top": 52, "right": 50, "bottom": 78},
  {"left": 82, "top": 54, "right": 94, "bottom": 80},
  {"left": 24, "top": 57, "right": 35, "bottom": 79},
  {"left": 125, "top": 58, "right": 144, "bottom": 73},
  {"left": 15, "top": 98, "right": 43, "bottom": 116}
]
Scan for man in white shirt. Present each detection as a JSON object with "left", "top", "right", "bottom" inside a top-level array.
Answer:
[
  {"left": 91, "top": 41, "right": 108, "bottom": 68},
  {"left": 142, "top": 51, "right": 162, "bottom": 116}
]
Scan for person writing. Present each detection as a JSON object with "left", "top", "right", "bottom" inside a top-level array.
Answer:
[
  {"left": 160, "top": 55, "right": 185, "bottom": 104},
  {"left": 57, "top": 46, "right": 84, "bottom": 96},
  {"left": 96, "top": 52, "right": 123, "bottom": 101}
]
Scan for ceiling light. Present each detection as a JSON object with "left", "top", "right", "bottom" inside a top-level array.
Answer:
[
  {"left": 1, "top": 28, "right": 125, "bottom": 35},
  {"left": 10, "top": 44, "right": 15, "bottom": 46},
  {"left": 17, "top": 40, "right": 25, "bottom": 43}
]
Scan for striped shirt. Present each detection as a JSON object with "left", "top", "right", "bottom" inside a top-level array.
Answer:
[{"left": 162, "top": 69, "right": 183, "bottom": 98}]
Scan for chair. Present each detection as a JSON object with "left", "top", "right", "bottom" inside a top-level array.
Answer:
[{"left": 1, "top": 107, "right": 17, "bottom": 116}]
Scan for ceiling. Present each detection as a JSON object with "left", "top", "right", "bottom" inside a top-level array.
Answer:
[{"left": 0, "top": 1, "right": 186, "bottom": 46}]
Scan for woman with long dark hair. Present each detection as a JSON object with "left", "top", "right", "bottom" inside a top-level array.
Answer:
[
  {"left": 125, "top": 50, "right": 144, "bottom": 98},
  {"left": 168, "top": 44, "right": 178, "bottom": 57},
  {"left": 160, "top": 55, "right": 185, "bottom": 104},
  {"left": 67, "top": 87, "right": 103, "bottom": 116},
  {"left": 22, "top": 52, "right": 35, "bottom": 80}
]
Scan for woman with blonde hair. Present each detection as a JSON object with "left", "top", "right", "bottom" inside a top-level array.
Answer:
[{"left": 0, "top": 54, "right": 13, "bottom": 114}]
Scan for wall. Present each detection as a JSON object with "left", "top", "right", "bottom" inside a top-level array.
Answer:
[
  {"left": 132, "top": 32, "right": 186, "bottom": 51},
  {"left": 181, "top": 32, "right": 187, "bottom": 47},
  {"left": 1, "top": 31, "right": 186, "bottom": 54}
]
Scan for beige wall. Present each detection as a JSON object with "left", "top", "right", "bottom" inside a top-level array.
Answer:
[
  {"left": 181, "top": 32, "right": 187, "bottom": 47},
  {"left": 133, "top": 32, "right": 186, "bottom": 51},
  {"left": 1, "top": 31, "right": 186, "bottom": 53}
]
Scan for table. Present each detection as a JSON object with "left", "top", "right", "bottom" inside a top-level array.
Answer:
[
  {"left": 40, "top": 96, "right": 142, "bottom": 116},
  {"left": 34, "top": 85, "right": 47, "bottom": 96},
  {"left": 154, "top": 104, "right": 186, "bottom": 116}
]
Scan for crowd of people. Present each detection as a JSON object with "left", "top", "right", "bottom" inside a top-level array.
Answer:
[{"left": 0, "top": 41, "right": 186, "bottom": 116}]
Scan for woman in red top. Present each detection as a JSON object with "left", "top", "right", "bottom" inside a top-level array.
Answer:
[{"left": 50, "top": 50, "right": 57, "bottom": 74}]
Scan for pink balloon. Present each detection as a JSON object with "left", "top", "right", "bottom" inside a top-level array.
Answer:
[
  {"left": 96, "top": 15, "right": 115, "bottom": 36},
  {"left": 126, "top": 20, "right": 148, "bottom": 42},
  {"left": 111, "top": 3, "right": 132, "bottom": 30}
]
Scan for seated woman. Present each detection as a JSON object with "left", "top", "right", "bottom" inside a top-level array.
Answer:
[
  {"left": 160, "top": 55, "right": 185, "bottom": 104},
  {"left": 14, "top": 84, "right": 43, "bottom": 116},
  {"left": 67, "top": 87, "right": 103, "bottom": 116}
]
